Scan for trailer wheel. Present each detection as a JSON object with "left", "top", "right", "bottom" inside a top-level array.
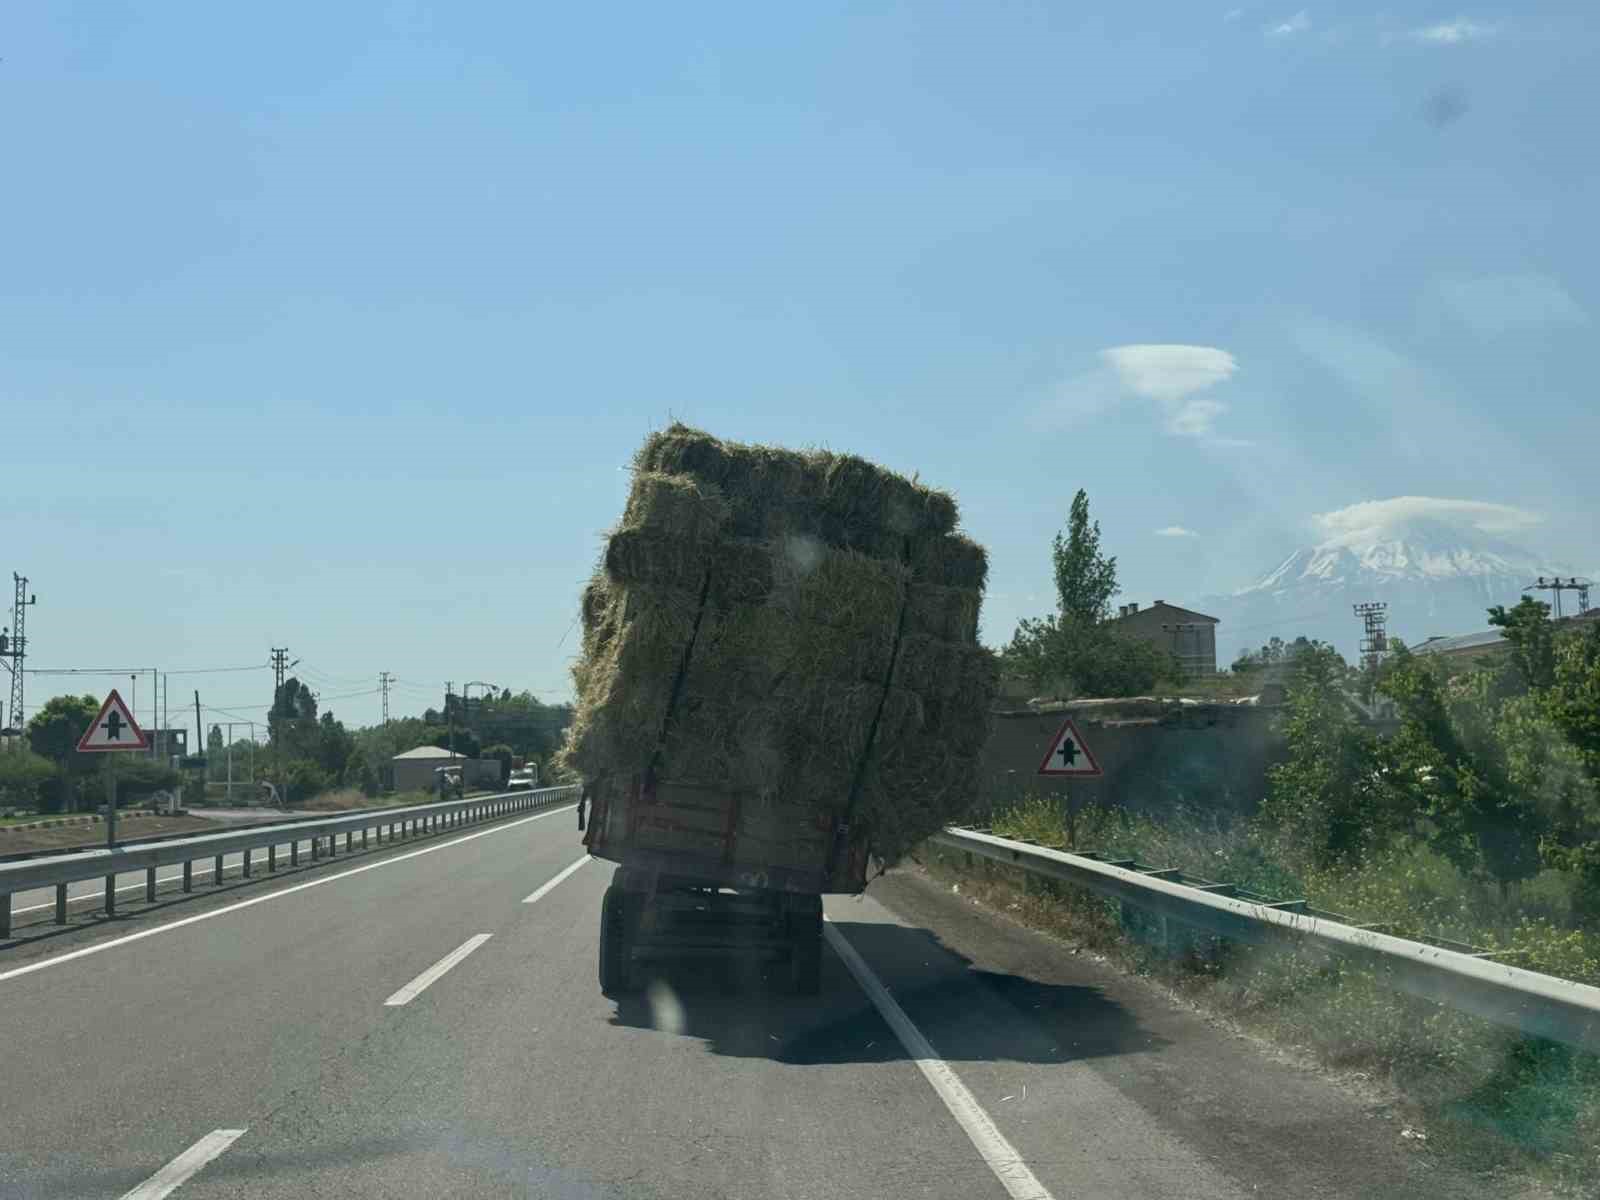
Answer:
[
  {"left": 599, "top": 883, "right": 637, "bottom": 995},
  {"left": 789, "top": 897, "right": 823, "bottom": 995}
]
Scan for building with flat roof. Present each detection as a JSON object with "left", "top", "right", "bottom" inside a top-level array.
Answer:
[{"left": 1108, "top": 600, "right": 1220, "bottom": 677}]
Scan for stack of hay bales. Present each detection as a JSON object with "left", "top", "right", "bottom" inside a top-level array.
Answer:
[{"left": 562, "top": 423, "right": 997, "bottom": 870}]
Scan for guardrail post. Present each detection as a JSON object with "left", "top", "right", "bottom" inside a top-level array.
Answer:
[
  {"left": 346, "top": 832, "right": 353, "bottom": 852},
  {"left": 1, "top": 893, "right": 9, "bottom": 938},
  {"left": 183, "top": 861, "right": 193, "bottom": 892},
  {"left": 146, "top": 866, "right": 157, "bottom": 902},
  {"left": 327, "top": 834, "right": 336, "bottom": 857},
  {"left": 55, "top": 883, "right": 68, "bottom": 924},
  {"left": 362, "top": 828, "right": 369, "bottom": 849},
  {"left": 311, "top": 836, "right": 320, "bottom": 861},
  {"left": 268, "top": 844, "right": 277, "bottom": 872},
  {"left": 243, "top": 849, "right": 252, "bottom": 879},
  {"left": 105, "top": 874, "right": 116, "bottom": 916},
  {"left": 290, "top": 840, "right": 299, "bottom": 866},
  {"left": 213, "top": 854, "right": 224, "bottom": 885}
]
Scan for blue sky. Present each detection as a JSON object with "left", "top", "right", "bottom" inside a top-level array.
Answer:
[{"left": 4, "top": 2, "right": 1595, "bottom": 729}]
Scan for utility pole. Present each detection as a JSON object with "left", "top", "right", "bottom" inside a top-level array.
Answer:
[
  {"left": 194, "top": 691, "right": 203, "bottom": 767},
  {"left": 446, "top": 681, "right": 455, "bottom": 759},
  {"left": 380, "top": 671, "right": 392, "bottom": 725},
  {"left": 4, "top": 572, "right": 38, "bottom": 736},
  {"left": 1353, "top": 603, "right": 1389, "bottom": 673},
  {"left": 269, "top": 647, "right": 294, "bottom": 796},
  {"left": 1528, "top": 576, "right": 1593, "bottom": 621}
]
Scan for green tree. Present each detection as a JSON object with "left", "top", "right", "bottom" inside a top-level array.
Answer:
[
  {"left": 1488, "top": 596, "right": 1558, "bottom": 693},
  {"left": 281, "top": 759, "right": 330, "bottom": 804},
  {"left": 1004, "top": 491, "right": 1181, "bottom": 698},
  {"left": 1258, "top": 645, "right": 1409, "bottom": 866},
  {"left": 1378, "top": 647, "right": 1545, "bottom": 889},
  {"left": 1052, "top": 489, "right": 1118, "bottom": 624},
  {"left": 0, "top": 749, "right": 59, "bottom": 811},
  {"left": 342, "top": 752, "right": 380, "bottom": 798},
  {"left": 25, "top": 694, "right": 102, "bottom": 812}
]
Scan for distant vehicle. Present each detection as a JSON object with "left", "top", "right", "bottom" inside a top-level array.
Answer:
[
  {"left": 508, "top": 767, "right": 538, "bottom": 790},
  {"left": 433, "top": 765, "right": 464, "bottom": 798}
]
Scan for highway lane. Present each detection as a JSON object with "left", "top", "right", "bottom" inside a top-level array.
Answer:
[{"left": 0, "top": 805, "right": 1486, "bottom": 1199}]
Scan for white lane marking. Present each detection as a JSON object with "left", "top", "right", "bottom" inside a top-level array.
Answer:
[
  {"left": 0, "top": 805, "right": 575, "bottom": 986},
  {"left": 118, "top": 1128, "right": 246, "bottom": 1199},
  {"left": 823, "top": 920, "right": 1055, "bottom": 1200},
  {"left": 383, "top": 933, "right": 493, "bottom": 1007},
  {"left": 521, "top": 855, "right": 592, "bottom": 904}
]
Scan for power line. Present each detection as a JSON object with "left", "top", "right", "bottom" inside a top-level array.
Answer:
[{"left": 26, "top": 663, "right": 268, "bottom": 676}]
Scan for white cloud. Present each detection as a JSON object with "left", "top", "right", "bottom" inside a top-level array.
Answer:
[
  {"left": 1264, "top": 9, "right": 1310, "bottom": 37},
  {"left": 1036, "top": 344, "right": 1249, "bottom": 445},
  {"left": 1313, "top": 497, "right": 1542, "bottom": 545},
  {"left": 1101, "top": 344, "right": 1237, "bottom": 403},
  {"left": 1100, "top": 344, "right": 1245, "bottom": 441},
  {"left": 1224, "top": 8, "right": 1244, "bottom": 22},
  {"left": 1155, "top": 525, "right": 1201, "bottom": 538},
  {"left": 1408, "top": 18, "right": 1500, "bottom": 44},
  {"left": 1432, "top": 274, "right": 1587, "bottom": 334}
]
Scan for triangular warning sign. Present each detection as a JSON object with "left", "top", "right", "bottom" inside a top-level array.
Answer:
[
  {"left": 1036, "top": 717, "right": 1102, "bottom": 777},
  {"left": 77, "top": 689, "right": 150, "bottom": 752}
]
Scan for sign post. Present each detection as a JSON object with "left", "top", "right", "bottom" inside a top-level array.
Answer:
[{"left": 77, "top": 689, "right": 150, "bottom": 854}]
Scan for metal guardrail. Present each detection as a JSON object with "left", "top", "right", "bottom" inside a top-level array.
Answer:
[
  {"left": 934, "top": 826, "right": 1600, "bottom": 1056},
  {"left": 0, "top": 784, "right": 579, "bottom": 937}
]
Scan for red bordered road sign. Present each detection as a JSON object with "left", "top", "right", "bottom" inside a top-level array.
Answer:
[
  {"left": 1036, "top": 716, "right": 1102, "bottom": 777},
  {"left": 77, "top": 689, "right": 150, "bottom": 753}
]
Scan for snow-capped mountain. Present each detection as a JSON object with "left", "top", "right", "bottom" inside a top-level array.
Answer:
[{"left": 1204, "top": 512, "right": 1575, "bottom": 667}]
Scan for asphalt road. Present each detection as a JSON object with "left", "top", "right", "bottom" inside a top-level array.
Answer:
[{"left": 0, "top": 805, "right": 1489, "bottom": 1200}]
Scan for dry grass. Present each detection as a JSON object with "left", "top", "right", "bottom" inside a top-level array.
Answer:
[{"left": 924, "top": 799, "right": 1600, "bottom": 1197}]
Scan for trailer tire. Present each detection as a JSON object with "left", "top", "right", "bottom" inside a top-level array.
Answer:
[{"left": 599, "top": 883, "right": 637, "bottom": 996}]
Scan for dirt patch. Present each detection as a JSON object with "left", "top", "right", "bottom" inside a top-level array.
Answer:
[{"left": 0, "top": 814, "right": 229, "bottom": 854}]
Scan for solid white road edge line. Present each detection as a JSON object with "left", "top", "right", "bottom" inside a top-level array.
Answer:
[
  {"left": 822, "top": 920, "right": 1055, "bottom": 1200},
  {"left": 521, "top": 855, "right": 592, "bottom": 904},
  {"left": 0, "top": 805, "right": 576, "bottom": 986},
  {"left": 384, "top": 933, "right": 493, "bottom": 1007},
  {"left": 118, "top": 1128, "right": 246, "bottom": 1200}
]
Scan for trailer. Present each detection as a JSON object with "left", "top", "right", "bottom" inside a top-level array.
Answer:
[{"left": 582, "top": 773, "right": 871, "bottom": 995}]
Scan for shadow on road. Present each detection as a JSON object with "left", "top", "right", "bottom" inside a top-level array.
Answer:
[{"left": 606, "top": 918, "right": 1166, "bottom": 1067}]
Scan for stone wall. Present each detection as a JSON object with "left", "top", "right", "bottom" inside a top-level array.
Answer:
[{"left": 973, "top": 698, "right": 1286, "bottom": 824}]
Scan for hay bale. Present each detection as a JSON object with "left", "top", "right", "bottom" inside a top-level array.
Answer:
[
  {"left": 769, "top": 537, "right": 906, "bottom": 635},
  {"left": 857, "top": 735, "right": 984, "bottom": 867},
  {"left": 906, "top": 532, "right": 988, "bottom": 591},
  {"left": 621, "top": 471, "right": 731, "bottom": 541},
  {"left": 690, "top": 606, "right": 895, "bottom": 697},
  {"left": 570, "top": 424, "right": 995, "bottom": 872},
  {"left": 891, "top": 636, "right": 1000, "bottom": 712},
  {"left": 635, "top": 423, "right": 959, "bottom": 543},
  {"left": 902, "top": 584, "right": 981, "bottom": 645}
]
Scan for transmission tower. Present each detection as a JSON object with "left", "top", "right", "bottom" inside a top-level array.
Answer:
[
  {"left": 2, "top": 574, "right": 37, "bottom": 734},
  {"left": 1353, "top": 602, "right": 1389, "bottom": 672},
  {"left": 1527, "top": 576, "right": 1593, "bottom": 620},
  {"left": 379, "top": 671, "right": 392, "bottom": 725}
]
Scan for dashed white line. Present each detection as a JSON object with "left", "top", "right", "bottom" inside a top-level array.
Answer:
[
  {"left": 0, "top": 805, "right": 575, "bottom": 986},
  {"left": 822, "top": 920, "right": 1055, "bottom": 1200},
  {"left": 118, "top": 1128, "right": 245, "bottom": 1199},
  {"left": 384, "top": 933, "right": 493, "bottom": 1007},
  {"left": 521, "top": 855, "right": 592, "bottom": 904}
]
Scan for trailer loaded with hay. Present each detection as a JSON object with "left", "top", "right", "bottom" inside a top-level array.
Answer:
[{"left": 563, "top": 424, "right": 998, "bottom": 994}]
